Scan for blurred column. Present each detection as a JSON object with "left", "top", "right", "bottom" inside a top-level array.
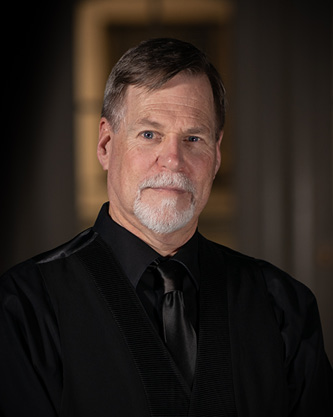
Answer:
[
  {"left": 1, "top": 1, "right": 77, "bottom": 273},
  {"left": 234, "top": 0, "right": 333, "bottom": 361}
]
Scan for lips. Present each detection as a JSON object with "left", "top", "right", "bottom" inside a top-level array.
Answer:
[{"left": 147, "top": 186, "right": 187, "bottom": 193}]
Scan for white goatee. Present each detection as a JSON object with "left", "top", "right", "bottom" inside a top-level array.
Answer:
[{"left": 133, "top": 172, "right": 196, "bottom": 234}]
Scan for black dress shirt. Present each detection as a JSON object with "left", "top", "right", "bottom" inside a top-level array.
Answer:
[{"left": 93, "top": 202, "right": 199, "bottom": 335}]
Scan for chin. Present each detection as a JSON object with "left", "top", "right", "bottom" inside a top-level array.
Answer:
[{"left": 133, "top": 197, "right": 196, "bottom": 235}]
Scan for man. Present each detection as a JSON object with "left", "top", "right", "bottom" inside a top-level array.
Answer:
[{"left": 0, "top": 38, "right": 332, "bottom": 417}]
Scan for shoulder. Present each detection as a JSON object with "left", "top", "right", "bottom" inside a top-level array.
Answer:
[
  {"left": 0, "top": 228, "right": 97, "bottom": 295},
  {"left": 199, "top": 233, "right": 313, "bottom": 297},
  {"left": 199, "top": 234, "right": 275, "bottom": 289},
  {"left": 0, "top": 228, "right": 100, "bottom": 354},
  {"left": 199, "top": 233, "right": 261, "bottom": 270},
  {"left": 199, "top": 234, "right": 317, "bottom": 326},
  {"left": 199, "top": 235, "right": 326, "bottom": 361}
]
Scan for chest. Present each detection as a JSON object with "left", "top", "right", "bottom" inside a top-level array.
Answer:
[{"left": 42, "top": 238, "right": 289, "bottom": 417}]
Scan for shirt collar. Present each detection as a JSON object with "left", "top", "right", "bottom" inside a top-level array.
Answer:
[{"left": 93, "top": 202, "right": 199, "bottom": 289}]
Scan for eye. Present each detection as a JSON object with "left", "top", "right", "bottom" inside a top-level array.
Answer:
[
  {"left": 142, "top": 131, "right": 154, "bottom": 140},
  {"left": 187, "top": 136, "right": 200, "bottom": 142}
]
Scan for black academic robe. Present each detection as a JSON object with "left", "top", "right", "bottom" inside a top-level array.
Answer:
[{"left": 0, "top": 228, "right": 332, "bottom": 417}]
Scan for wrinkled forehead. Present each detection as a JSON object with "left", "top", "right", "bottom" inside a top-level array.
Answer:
[
  {"left": 123, "top": 74, "right": 215, "bottom": 131},
  {"left": 126, "top": 73, "right": 214, "bottom": 114}
]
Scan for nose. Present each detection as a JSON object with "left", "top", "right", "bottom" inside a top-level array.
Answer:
[{"left": 157, "top": 136, "right": 184, "bottom": 172}]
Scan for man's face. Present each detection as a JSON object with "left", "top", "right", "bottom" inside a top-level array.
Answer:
[{"left": 98, "top": 73, "right": 222, "bottom": 241}]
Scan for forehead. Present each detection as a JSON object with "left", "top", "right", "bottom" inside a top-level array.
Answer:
[{"left": 124, "top": 73, "right": 215, "bottom": 125}]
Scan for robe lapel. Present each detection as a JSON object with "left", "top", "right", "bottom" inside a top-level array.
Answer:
[
  {"left": 75, "top": 236, "right": 191, "bottom": 417},
  {"left": 75, "top": 233, "right": 238, "bottom": 416},
  {"left": 188, "top": 235, "right": 238, "bottom": 417}
]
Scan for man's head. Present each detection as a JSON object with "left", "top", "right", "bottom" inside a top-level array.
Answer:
[
  {"left": 98, "top": 38, "right": 225, "bottom": 253},
  {"left": 101, "top": 38, "right": 226, "bottom": 140}
]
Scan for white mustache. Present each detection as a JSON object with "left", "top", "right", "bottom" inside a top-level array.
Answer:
[{"left": 138, "top": 172, "right": 196, "bottom": 195}]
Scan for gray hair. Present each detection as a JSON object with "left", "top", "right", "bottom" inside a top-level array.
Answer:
[{"left": 101, "top": 38, "right": 226, "bottom": 139}]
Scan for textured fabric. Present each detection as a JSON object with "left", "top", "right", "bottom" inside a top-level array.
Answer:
[
  {"left": 75, "top": 236, "right": 237, "bottom": 417},
  {"left": 75, "top": 238, "right": 192, "bottom": 417}
]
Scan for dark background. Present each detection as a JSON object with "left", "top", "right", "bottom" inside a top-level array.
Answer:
[{"left": 2, "top": 0, "right": 332, "bottom": 361}]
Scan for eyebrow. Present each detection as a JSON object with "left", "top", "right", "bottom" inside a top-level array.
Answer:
[
  {"left": 135, "top": 117, "right": 211, "bottom": 135},
  {"left": 136, "top": 118, "right": 163, "bottom": 129}
]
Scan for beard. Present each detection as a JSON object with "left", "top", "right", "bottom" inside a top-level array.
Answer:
[{"left": 133, "top": 172, "right": 196, "bottom": 234}]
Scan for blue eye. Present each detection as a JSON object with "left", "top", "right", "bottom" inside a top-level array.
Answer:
[
  {"left": 143, "top": 131, "right": 154, "bottom": 139},
  {"left": 188, "top": 136, "right": 200, "bottom": 142}
]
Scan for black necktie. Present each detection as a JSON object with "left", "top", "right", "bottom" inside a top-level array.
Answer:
[{"left": 153, "top": 259, "right": 197, "bottom": 387}]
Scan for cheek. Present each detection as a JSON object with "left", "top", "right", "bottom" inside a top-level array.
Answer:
[
  {"left": 190, "top": 153, "right": 217, "bottom": 186},
  {"left": 189, "top": 157, "right": 217, "bottom": 207},
  {"left": 108, "top": 150, "right": 150, "bottom": 195}
]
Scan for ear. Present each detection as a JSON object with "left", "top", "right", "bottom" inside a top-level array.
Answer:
[
  {"left": 97, "top": 117, "right": 113, "bottom": 171},
  {"left": 214, "top": 130, "right": 224, "bottom": 176}
]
